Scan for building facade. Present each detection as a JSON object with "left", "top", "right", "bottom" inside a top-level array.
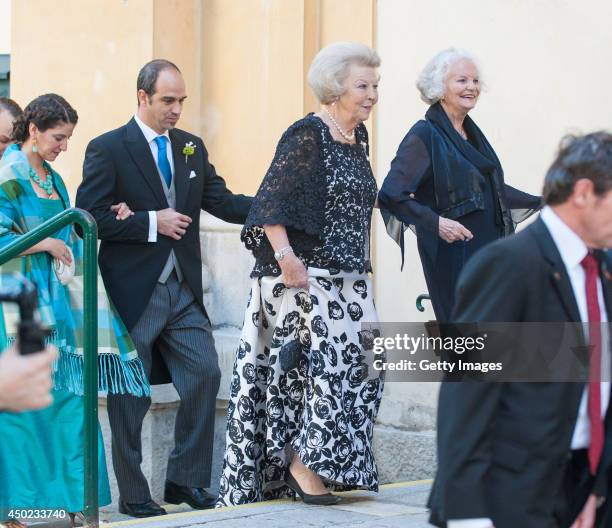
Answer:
[{"left": 6, "top": 0, "right": 612, "bottom": 502}]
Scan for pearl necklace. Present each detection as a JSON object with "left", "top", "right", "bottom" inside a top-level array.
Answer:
[
  {"left": 29, "top": 164, "right": 54, "bottom": 197},
  {"left": 323, "top": 107, "right": 355, "bottom": 142}
]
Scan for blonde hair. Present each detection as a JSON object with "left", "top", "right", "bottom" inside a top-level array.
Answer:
[{"left": 308, "top": 42, "right": 381, "bottom": 105}]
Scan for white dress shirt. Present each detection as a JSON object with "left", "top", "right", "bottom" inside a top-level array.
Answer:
[
  {"left": 540, "top": 206, "right": 609, "bottom": 448},
  {"left": 448, "top": 207, "right": 609, "bottom": 528},
  {"left": 133, "top": 114, "right": 175, "bottom": 242}
]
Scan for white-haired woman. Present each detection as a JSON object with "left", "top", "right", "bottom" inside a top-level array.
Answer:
[
  {"left": 379, "top": 48, "right": 540, "bottom": 321},
  {"left": 218, "top": 42, "right": 384, "bottom": 507}
]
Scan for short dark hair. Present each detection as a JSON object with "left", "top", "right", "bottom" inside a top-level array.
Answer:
[
  {"left": 0, "top": 97, "right": 23, "bottom": 119},
  {"left": 136, "top": 59, "right": 181, "bottom": 104},
  {"left": 543, "top": 132, "right": 612, "bottom": 205},
  {"left": 11, "top": 94, "right": 78, "bottom": 144}
]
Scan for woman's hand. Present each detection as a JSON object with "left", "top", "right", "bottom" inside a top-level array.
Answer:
[
  {"left": 42, "top": 238, "right": 72, "bottom": 265},
  {"left": 438, "top": 217, "right": 473, "bottom": 243},
  {"left": 111, "top": 202, "right": 135, "bottom": 220},
  {"left": 279, "top": 254, "right": 309, "bottom": 289}
]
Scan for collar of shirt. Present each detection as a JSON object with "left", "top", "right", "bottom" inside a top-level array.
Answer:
[
  {"left": 540, "top": 205, "right": 588, "bottom": 273},
  {"left": 133, "top": 114, "right": 170, "bottom": 145}
]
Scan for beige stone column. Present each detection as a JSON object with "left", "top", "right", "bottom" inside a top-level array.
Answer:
[
  {"left": 10, "top": 0, "right": 377, "bottom": 196},
  {"left": 11, "top": 0, "right": 155, "bottom": 195},
  {"left": 0, "top": 0, "right": 11, "bottom": 54},
  {"left": 153, "top": 0, "right": 203, "bottom": 135}
]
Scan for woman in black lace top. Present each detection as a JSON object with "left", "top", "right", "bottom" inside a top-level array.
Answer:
[{"left": 218, "top": 42, "right": 384, "bottom": 507}]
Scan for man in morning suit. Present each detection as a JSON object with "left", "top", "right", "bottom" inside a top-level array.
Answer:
[
  {"left": 428, "top": 132, "right": 612, "bottom": 528},
  {"left": 76, "top": 60, "right": 252, "bottom": 517}
]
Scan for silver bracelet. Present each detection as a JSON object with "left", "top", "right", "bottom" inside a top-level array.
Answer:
[{"left": 273, "top": 245, "right": 294, "bottom": 261}]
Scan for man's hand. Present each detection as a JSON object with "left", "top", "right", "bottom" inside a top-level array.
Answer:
[
  {"left": 0, "top": 345, "right": 58, "bottom": 411},
  {"left": 570, "top": 494, "right": 599, "bottom": 528},
  {"left": 156, "top": 208, "right": 192, "bottom": 240}
]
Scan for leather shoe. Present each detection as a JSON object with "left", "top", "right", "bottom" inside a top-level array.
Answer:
[
  {"left": 118, "top": 499, "right": 167, "bottom": 518},
  {"left": 164, "top": 480, "right": 217, "bottom": 509}
]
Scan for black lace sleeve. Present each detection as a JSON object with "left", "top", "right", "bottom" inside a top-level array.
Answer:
[{"left": 243, "top": 122, "right": 324, "bottom": 238}]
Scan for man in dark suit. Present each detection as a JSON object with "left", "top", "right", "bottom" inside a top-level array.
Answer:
[
  {"left": 428, "top": 132, "right": 612, "bottom": 528},
  {"left": 76, "top": 59, "right": 252, "bottom": 517}
]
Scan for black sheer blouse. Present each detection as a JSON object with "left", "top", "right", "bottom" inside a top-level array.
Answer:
[
  {"left": 242, "top": 114, "right": 377, "bottom": 277},
  {"left": 378, "top": 103, "right": 541, "bottom": 269}
]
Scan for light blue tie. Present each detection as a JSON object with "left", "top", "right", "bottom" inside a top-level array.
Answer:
[{"left": 154, "top": 136, "right": 172, "bottom": 188}]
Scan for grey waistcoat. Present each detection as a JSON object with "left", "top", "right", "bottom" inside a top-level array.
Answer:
[{"left": 158, "top": 167, "right": 183, "bottom": 283}]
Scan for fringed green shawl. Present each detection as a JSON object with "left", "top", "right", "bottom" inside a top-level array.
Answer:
[{"left": 0, "top": 144, "right": 149, "bottom": 397}]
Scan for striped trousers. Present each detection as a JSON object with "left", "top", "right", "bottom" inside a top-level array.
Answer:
[{"left": 106, "top": 273, "right": 221, "bottom": 502}]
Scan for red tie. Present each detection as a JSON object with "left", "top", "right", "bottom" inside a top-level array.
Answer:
[{"left": 581, "top": 252, "right": 604, "bottom": 475}]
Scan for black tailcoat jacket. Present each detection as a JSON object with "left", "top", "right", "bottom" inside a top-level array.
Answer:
[
  {"left": 76, "top": 119, "right": 252, "bottom": 380},
  {"left": 428, "top": 218, "right": 612, "bottom": 528}
]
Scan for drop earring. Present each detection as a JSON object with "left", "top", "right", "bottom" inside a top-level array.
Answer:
[{"left": 32, "top": 138, "right": 38, "bottom": 153}]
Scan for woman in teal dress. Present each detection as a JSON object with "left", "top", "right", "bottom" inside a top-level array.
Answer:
[{"left": 0, "top": 94, "right": 149, "bottom": 525}]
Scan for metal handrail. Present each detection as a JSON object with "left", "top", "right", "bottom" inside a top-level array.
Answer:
[
  {"left": 0, "top": 208, "right": 99, "bottom": 527},
  {"left": 416, "top": 293, "right": 431, "bottom": 312}
]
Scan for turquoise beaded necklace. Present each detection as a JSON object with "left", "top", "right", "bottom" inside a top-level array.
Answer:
[{"left": 29, "top": 164, "right": 54, "bottom": 197}]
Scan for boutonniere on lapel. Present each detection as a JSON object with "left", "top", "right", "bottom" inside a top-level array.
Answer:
[{"left": 182, "top": 141, "right": 196, "bottom": 163}]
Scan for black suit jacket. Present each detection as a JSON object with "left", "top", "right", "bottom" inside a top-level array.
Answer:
[
  {"left": 428, "top": 217, "right": 612, "bottom": 528},
  {"left": 76, "top": 119, "right": 252, "bottom": 376}
]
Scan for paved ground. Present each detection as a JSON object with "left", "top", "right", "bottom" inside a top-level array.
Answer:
[
  {"left": 20, "top": 480, "right": 432, "bottom": 528},
  {"left": 99, "top": 480, "right": 432, "bottom": 528}
]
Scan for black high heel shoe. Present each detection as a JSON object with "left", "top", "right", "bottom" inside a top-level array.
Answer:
[{"left": 285, "top": 470, "right": 341, "bottom": 505}]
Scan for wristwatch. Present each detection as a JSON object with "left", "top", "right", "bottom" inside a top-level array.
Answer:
[{"left": 274, "top": 246, "right": 294, "bottom": 261}]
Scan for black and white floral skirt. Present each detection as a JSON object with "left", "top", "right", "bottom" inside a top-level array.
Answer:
[{"left": 217, "top": 269, "right": 384, "bottom": 506}]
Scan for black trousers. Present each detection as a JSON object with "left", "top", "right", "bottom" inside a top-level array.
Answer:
[{"left": 555, "top": 449, "right": 608, "bottom": 527}]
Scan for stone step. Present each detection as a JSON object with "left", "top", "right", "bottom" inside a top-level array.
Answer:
[{"left": 100, "top": 480, "right": 433, "bottom": 528}]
